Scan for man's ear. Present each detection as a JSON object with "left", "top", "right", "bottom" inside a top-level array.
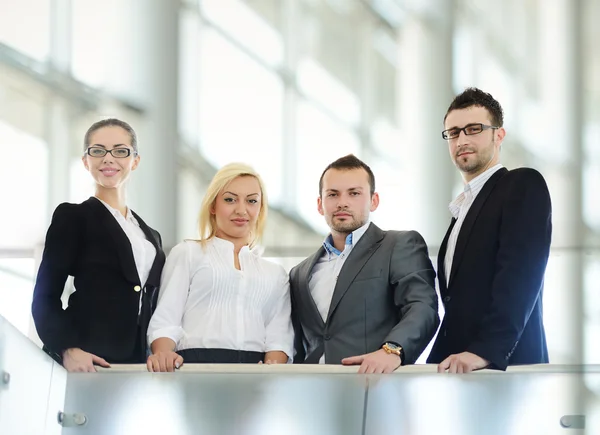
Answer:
[
  {"left": 495, "top": 127, "right": 506, "bottom": 144},
  {"left": 370, "top": 192, "right": 380, "bottom": 212},
  {"left": 317, "top": 196, "right": 324, "bottom": 216}
]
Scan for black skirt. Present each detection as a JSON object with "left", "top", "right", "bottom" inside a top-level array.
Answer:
[{"left": 177, "top": 348, "right": 265, "bottom": 364}]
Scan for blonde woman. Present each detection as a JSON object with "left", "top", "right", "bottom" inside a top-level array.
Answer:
[{"left": 146, "top": 163, "right": 293, "bottom": 371}]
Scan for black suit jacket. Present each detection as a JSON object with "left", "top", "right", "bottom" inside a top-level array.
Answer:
[
  {"left": 290, "top": 223, "right": 439, "bottom": 364},
  {"left": 32, "top": 197, "right": 166, "bottom": 363},
  {"left": 427, "top": 168, "right": 552, "bottom": 370}
]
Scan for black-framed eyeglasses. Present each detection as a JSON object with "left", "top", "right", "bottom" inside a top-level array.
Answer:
[
  {"left": 85, "top": 147, "right": 136, "bottom": 158},
  {"left": 442, "top": 123, "right": 498, "bottom": 140}
]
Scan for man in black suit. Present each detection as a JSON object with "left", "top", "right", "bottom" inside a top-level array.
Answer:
[
  {"left": 427, "top": 87, "right": 552, "bottom": 372},
  {"left": 290, "top": 155, "right": 439, "bottom": 373}
]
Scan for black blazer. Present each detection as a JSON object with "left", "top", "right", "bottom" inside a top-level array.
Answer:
[
  {"left": 32, "top": 197, "right": 166, "bottom": 363},
  {"left": 427, "top": 168, "right": 552, "bottom": 370},
  {"left": 290, "top": 223, "right": 439, "bottom": 364}
]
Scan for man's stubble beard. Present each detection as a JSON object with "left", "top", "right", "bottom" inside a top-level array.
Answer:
[
  {"left": 457, "top": 139, "right": 496, "bottom": 175},
  {"left": 330, "top": 216, "right": 367, "bottom": 234}
]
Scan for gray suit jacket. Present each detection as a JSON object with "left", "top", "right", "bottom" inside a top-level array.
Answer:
[{"left": 290, "top": 223, "right": 439, "bottom": 364}]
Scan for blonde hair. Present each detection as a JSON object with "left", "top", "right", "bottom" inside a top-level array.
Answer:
[{"left": 198, "top": 163, "right": 268, "bottom": 249}]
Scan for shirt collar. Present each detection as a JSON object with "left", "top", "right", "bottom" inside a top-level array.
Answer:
[
  {"left": 323, "top": 221, "right": 371, "bottom": 256},
  {"left": 211, "top": 236, "right": 259, "bottom": 256},
  {"left": 448, "top": 164, "right": 504, "bottom": 219},
  {"left": 95, "top": 197, "right": 136, "bottom": 223},
  {"left": 467, "top": 163, "right": 504, "bottom": 198}
]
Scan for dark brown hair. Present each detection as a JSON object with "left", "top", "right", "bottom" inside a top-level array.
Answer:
[
  {"left": 444, "top": 87, "right": 504, "bottom": 127},
  {"left": 319, "top": 154, "right": 376, "bottom": 196}
]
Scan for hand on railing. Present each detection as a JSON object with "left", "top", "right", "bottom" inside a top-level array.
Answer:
[
  {"left": 62, "top": 348, "right": 111, "bottom": 372},
  {"left": 437, "top": 351, "right": 490, "bottom": 373},
  {"left": 146, "top": 351, "right": 184, "bottom": 372},
  {"left": 341, "top": 349, "right": 401, "bottom": 374},
  {"left": 259, "top": 350, "right": 288, "bottom": 364}
]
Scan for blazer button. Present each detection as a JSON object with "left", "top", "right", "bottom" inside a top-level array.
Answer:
[
  {"left": 134, "top": 285, "right": 141, "bottom": 292},
  {"left": 324, "top": 334, "right": 331, "bottom": 341},
  {"left": 443, "top": 296, "right": 451, "bottom": 303}
]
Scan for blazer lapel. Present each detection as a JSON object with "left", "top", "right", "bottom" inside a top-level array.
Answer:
[
  {"left": 299, "top": 248, "right": 327, "bottom": 330},
  {"left": 131, "top": 211, "right": 164, "bottom": 288},
  {"left": 326, "top": 224, "right": 384, "bottom": 322},
  {"left": 87, "top": 197, "right": 140, "bottom": 285},
  {"left": 438, "top": 217, "right": 456, "bottom": 295},
  {"left": 448, "top": 168, "right": 507, "bottom": 287}
]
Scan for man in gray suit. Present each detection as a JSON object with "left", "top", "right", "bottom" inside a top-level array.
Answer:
[{"left": 290, "top": 155, "right": 439, "bottom": 373}]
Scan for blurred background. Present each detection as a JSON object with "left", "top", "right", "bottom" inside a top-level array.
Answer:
[{"left": 0, "top": 0, "right": 598, "bottom": 365}]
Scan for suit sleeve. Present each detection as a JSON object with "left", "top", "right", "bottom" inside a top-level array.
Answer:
[
  {"left": 467, "top": 169, "right": 552, "bottom": 370},
  {"left": 289, "top": 267, "right": 306, "bottom": 363},
  {"left": 384, "top": 231, "right": 439, "bottom": 364},
  {"left": 31, "top": 203, "right": 82, "bottom": 355}
]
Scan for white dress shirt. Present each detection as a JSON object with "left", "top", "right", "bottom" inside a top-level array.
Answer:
[
  {"left": 444, "top": 164, "right": 504, "bottom": 286},
  {"left": 96, "top": 198, "right": 156, "bottom": 314},
  {"left": 147, "top": 238, "right": 294, "bottom": 358},
  {"left": 308, "top": 221, "right": 371, "bottom": 362}
]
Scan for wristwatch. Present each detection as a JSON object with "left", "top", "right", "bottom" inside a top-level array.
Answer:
[{"left": 382, "top": 342, "right": 404, "bottom": 363}]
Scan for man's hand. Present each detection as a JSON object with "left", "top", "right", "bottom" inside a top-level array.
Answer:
[
  {"left": 62, "top": 348, "right": 110, "bottom": 372},
  {"left": 147, "top": 351, "right": 184, "bottom": 372},
  {"left": 437, "top": 352, "right": 489, "bottom": 373},
  {"left": 341, "top": 349, "right": 401, "bottom": 374}
]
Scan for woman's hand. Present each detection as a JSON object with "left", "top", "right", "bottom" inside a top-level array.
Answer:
[
  {"left": 62, "top": 348, "right": 110, "bottom": 372},
  {"left": 147, "top": 351, "right": 183, "bottom": 372},
  {"left": 259, "top": 350, "right": 288, "bottom": 364}
]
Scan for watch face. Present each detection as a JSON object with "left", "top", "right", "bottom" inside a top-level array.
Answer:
[{"left": 386, "top": 343, "right": 400, "bottom": 351}]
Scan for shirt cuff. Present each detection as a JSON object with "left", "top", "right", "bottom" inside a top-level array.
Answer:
[
  {"left": 147, "top": 326, "right": 184, "bottom": 350},
  {"left": 265, "top": 343, "right": 294, "bottom": 362}
]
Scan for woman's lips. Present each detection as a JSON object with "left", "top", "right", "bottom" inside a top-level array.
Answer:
[{"left": 100, "top": 168, "right": 119, "bottom": 177}]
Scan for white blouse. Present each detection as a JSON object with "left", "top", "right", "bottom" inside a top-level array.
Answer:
[{"left": 147, "top": 238, "right": 294, "bottom": 358}]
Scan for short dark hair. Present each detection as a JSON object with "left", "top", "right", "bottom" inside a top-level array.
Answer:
[
  {"left": 444, "top": 87, "right": 504, "bottom": 127},
  {"left": 83, "top": 118, "right": 138, "bottom": 154},
  {"left": 319, "top": 154, "right": 376, "bottom": 196}
]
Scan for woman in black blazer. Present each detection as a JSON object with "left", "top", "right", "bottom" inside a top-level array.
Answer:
[{"left": 32, "top": 119, "right": 165, "bottom": 372}]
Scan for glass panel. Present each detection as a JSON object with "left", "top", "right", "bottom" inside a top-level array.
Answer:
[
  {"left": 297, "top": 58, "right": 360, "bottom": 126},
  {"left": 70, "top": 158, "right": 95, "bottom": 204},
  {"left": 202, "top": 0, "right": 283, "bottom": 67},
  {"left": 544, "top": 251, "right": 585, "bottom": 364},
  {"left": 365, "top": 370, "right": 590, "bottom": 435},
  {"left": 198, "top": 28, "right": 284, "bottom": 204},
  {"left": 0, "top": 258, "right": 36, "bottom": 336},
  {"left": 57, "top": 364, "right": 600, "bottom": 435},
  {"left": 178, "top": 8, "right": 201, "bottom": 145},
  {"left": 295, "top": 101, "right": 361, "bottom": 231},
  {"left": 583, "top": 124, "right": 600, "bottom": 231},
  {"left": 177, "top": 168, "right": 207, "bottom": 242},
  {"left": 0, "top": 314, "right": 66, "bottom": 435},
  {"left": 368, "top": 157, "right": 406, "bottom": 231},
  {"left": 71, "top": 0, "right": 124, "bottom": 87},
  {"left": 62, "top": 371, "right": 366, "bottom": 435},
  {"left": 242, "top": 0, "right": 283, "bottom": 34},
  {"left": 297, "top": 0, "right": 368, "bottom": 108},
  {"left": 584, "top": 250, "right": 600, "bottom": 364},
  {"left": 0, "top": 0, "right": 50, "bottom": 61},
  {"left": 0, "top": 121, "right": 48, "bottom": 249},
  {"left": 371, "top": 26, "right": 398, "bottom": 126}
]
